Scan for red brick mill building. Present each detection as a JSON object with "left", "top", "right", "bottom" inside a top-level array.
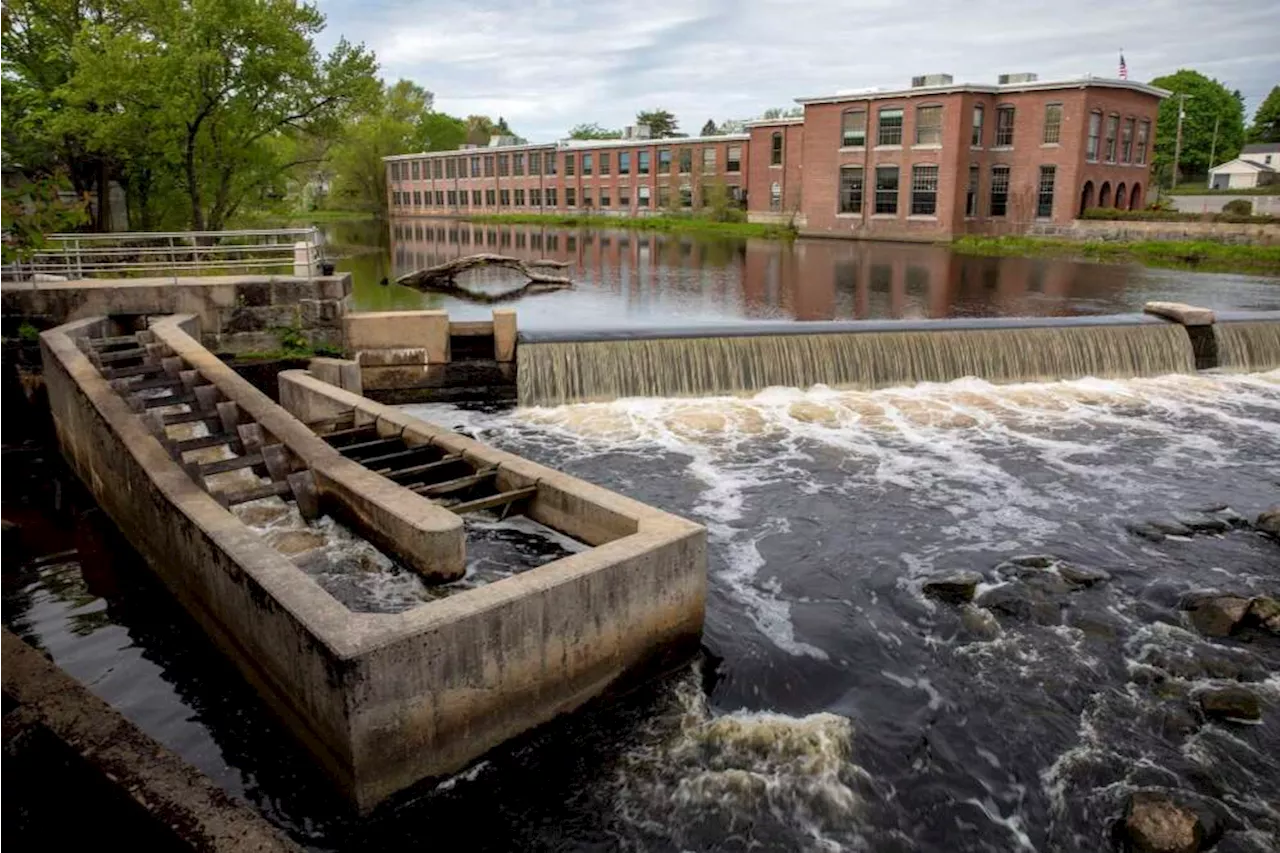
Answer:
[{"left": 385, "top": 73, "right": 1166, "bottom": 240}]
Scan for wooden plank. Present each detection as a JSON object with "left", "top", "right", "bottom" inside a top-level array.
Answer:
[
  {"left": 384, "top": 453, "right": 464, "bottom": 482},
  {"left": 449, "top": 321, "right": 495, "bottom": 337},
  {"left": 410, "top": 467, "right": 496, "bottom": 497},
  {"left": 198, "top": 452, "right": 263, "bottom": 477},
  {"left": 97, "top": 347, "right": 148, "bottom": 363},
  {"left": 360, "top": 444, "right": 437, "bottom": 470},
  {"left": 101, "top": 362, "right": 166, "bottom": 379},
  {"left": 162, "top": 409, "right": 220, "bottom": 426},
  {"left": 321, "top": 424, "right": 379, "bottom": 445},
  {"left": 447, "top": 486, "right": 537, "bottom": 515},
  {"left": 217, "top": 480, "right": 292, "bottom": 507},
  {"left": 339, "top": 436, "right": 404, "bottom": 457},
  {"left": 141, "top": 391, "right": 195, "bottom": 409},
  {"left": 173, "top": 433, "right": 242, "bottom": 454}
]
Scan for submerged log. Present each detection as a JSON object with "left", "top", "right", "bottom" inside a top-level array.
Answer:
[{"left": 393, "top": 253, "right": 573, "bottom": 293}]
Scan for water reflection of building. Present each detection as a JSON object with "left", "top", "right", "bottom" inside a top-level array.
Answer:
[
  {"left": 391, "top": 220, "right": 1128, "bottom": 322},
  {"left": 386, "top": 74, "right": 1164, "bottom": 240}
]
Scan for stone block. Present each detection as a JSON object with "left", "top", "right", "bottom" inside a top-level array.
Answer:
[
  {"left": 493, "top": 308, "right": 517, "bottom": 362},
  {"left": 235, "top": 280, "right": 273, "bottom": 307},
  {"left": 345, "top": 310, "right": 450, "bottom": 363},
  {"left": 318, "top": 276, "right": 352, "bottom": 301},
  {"left": 1144, "top": 301, "right": 1215, "bottom": 326},
  {"left": 309, "top": 357, "right": 362, "bottom": 394},
  {"left": 356, "top": 348, "right": 429, "bottom": 367}
]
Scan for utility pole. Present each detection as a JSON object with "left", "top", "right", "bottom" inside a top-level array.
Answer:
[
  {"left": 1207, "top": 114, "right": 1221, "bottom": 189},
  {"left": 1171, "top": 92, "right": 1190, "bottom": 190}
]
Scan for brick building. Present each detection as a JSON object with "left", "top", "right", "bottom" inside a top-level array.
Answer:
[{"left": 385, "top": 73, "right": 1166, "bottom": 240}]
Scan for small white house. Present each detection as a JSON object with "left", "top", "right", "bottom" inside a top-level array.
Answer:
[{"left": 1208, "top": 143, "right": 1279, "bottom": 189}]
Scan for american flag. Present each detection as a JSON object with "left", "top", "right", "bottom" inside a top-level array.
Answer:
[{"left": 1119, "top": 52, "right": 1128, "bottom": 80}]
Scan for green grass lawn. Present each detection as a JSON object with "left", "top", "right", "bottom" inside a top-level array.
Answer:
[{"left": 951, "top": 235, "right": 1280, "bottom": 276}]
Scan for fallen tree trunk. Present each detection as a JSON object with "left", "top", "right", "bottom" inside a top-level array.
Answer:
[{"left": 394, "top": 253, "right": 573, "bottom": 291}]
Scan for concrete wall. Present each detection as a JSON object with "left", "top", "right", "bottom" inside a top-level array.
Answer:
[
  {"left": 3, "top": 274, "right": 350, "bottom": 354},
  {"left": 1168, "top": 194, "right": 1280, "bottom": 216},
  {"left": 42, "top": 315, "right": 707, "bottom": 812},
  {"left": 1025, "top": 218, "right": 1280, "bottom": 245}
]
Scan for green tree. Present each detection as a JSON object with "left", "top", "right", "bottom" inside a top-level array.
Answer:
[
  {"left": 464, "top": 115, "right": 521, "bottom": 145},
  {"left": 1150, "top": 69, "right": 1246, "bottom": 184},
  {"left": 762, "top": 106, "right": 803, "bottom": 120},
  {"left": 567, "top": 123, "right": 621, "bottom": 140},
  {"left": 421, "top": 112, "right": 468, "bottom": 151},
  {"left": 328, "top": 79, "right": 434, "bottom": 214},
  {"left": 700, "top": 119, "right": 718, "bottom": 136},
  {"left": 636, "top": 108, "right": 679, "bottom": 138},
  {"left": 50, "top": 0, "right": 378, "bottom": 231},
  {"left": 1247, "top": 85, "right": 1280, "bottom": 143}
]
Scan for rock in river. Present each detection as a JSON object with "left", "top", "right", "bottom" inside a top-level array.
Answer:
[
  {"left": 1256, "top": 505, "right": 1280, "bottom": 539},
  {"left": 922, "top": 571, "right": 982, "bottom": 604},
  {"left": 1121, "top": 790, "right": 1222, "bottom": 853},
  {"left": 1058, "top": 563, "right": 1111, "bottom": 588},
  {"left": 1198, "top": 686, "right": 1263, "bottom": 722},
  {"left": 1245, "top": 596, "right": 1280, "bottom": 635},
  {"left": 1179, "top": 592, "right": 1251, "bottom": 638},
  {"left": 976, "top": 582, "right": 1061, "bottom": 625}
]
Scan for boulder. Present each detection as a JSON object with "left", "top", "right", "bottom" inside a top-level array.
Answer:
[
  {"left": 1244, "top": 597, "right": 1280, "bottom": 635},
  {"left": 922, "top": 571, "right": 983, "bottom": 604},
  {"left": 1121, "top": 791, "right": 1221, "bottom": 853},
  {"left": 1007, "top": 554, "right": 1055, "bottom": 569},
  {"left": 1256, "top": 506, "right": 1280, "bottom": 539},
  {"left": 960, "top": 604, "right": 1002, "bottom": 639},
  {"left": 1127, "top": 523, "right": 1167, "bottom": 543},
  {"left": 1180, "top": 592, "right": 1251, "bottom": 638},
  {"left": 976, "top": 583, "right": 1061, "bottom": 625},
  {"left": 1198, "top": 686, "right": 1262, "bottom": 722},
  {"left": 1173, "top": 512, "right": 1230, "bottom": 534},
  {"left": 1059, "top": 564, "right": 1112, "bottom": 588},
  {"left": 1148, "top": 519, "right": 1194, "bottom": 537}
]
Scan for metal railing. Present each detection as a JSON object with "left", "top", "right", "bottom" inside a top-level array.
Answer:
[{"left": 2, "top": 228, "right": 325, "bottom": 283}]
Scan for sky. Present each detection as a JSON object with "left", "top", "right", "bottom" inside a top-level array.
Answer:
[{"left": 315, "top": 0, "right": 1280, "bottom": 142}]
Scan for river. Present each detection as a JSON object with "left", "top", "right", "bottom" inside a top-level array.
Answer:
[{"left": 4, "top": 218, "right": 1279, "bottom": 852}]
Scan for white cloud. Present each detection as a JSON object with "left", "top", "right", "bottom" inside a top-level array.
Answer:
[{"left": 315, "top": 0, "right": 1280, "bottom": 140}]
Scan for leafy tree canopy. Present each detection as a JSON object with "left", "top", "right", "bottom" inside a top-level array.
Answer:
[
  {"left": 636, "top": 108, "right": 679, "bottom": 138},
  {"left": 1247, "top": 85, "right": 1280, "bottom": 143},
  {"left": 567, "top": 123, "right": 622, "bottom": 140},
  {"left": 1150, "top": 69, "right": 1246, "bottom": 180}
]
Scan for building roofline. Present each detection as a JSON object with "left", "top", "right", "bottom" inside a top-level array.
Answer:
[
  {"left": 744, "top": 117, "right": 805, "bottom": 128},
  {"left": 384, "top": 132, "right": 749, "bottom": 162},
  {"left": 1211, "top": 158, "right": 1275, "bottom": 172},
  {"left": 794, "top": 76, "right": 1171, "bottom": 106}
]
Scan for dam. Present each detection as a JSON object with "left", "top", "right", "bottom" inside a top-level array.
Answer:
[{"left": 4, "top": 242, "right": 1279, "bottom": 851}]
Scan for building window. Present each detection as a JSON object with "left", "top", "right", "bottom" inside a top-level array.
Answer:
[
  {"left": 702, "top": 148, "right": 716, "bottom": 172},
  {"left": 658, "top": 185, "right": 670, "bottom": 208},
  {"left": 484, "top": 155, "right": 495, "bottom": 177},
  {"left": 388, "top": 163, "right": 397, "bottom": 182},
  {"left": 1086, "top": 111, "right": 1102, "bottom": 161},
  {"left": 447, "top": 190, "right": 457, "bottom": 205},
  {"left": 1104, "top": 115, "right": 1119, "bottom": 163},
  {"left": 530, "top": 187, "right": 541, "bottom": 206},
  {"left": 470, "top": 156, "right": 481, "bottom": 177},
  {"left": 838, "top": 166, "right": 863, "bottom": 214},
  {"left": 877, "top": 108, "right": 903, "bottom": 146},
  {"left": 618, "top": 188, "right": 630, "bottom": 207},
  {"left": 545, "top": 187, "right": 557, "bottom": 206},
  {"left": 1121, "top": 118, "right": 1135, "bottom": 163},
  {"left": 679, "top": 148, "right": 692, "bottom": 173},
  {"left": 433, "top": 160, "right": 443, "bottom": 179},
  {"left": 910, "top": 165, "right": 939, "bottom": 215},
  {"left": 435, "top": 190, "right": 444, "bottom": 205},
  {"left": 966, "top": 165, "right": 979, "bottom": 216},
  {"left": 972, "top": 105, "right": 984, "bottom": 147},
  {"left": 529, "top": 151, "right": 541, "bottom": 175},
  {"left": 638, "top": 186, "right": 651, "bottom": 207},
  {"left": 658, "top": 148, "right": 672, "bottom": 172},
  {"left": 391, "top": 190, "right": 400, "bottom": 205},
  {"left": 1037, "top": 165, "right": 1056, "bottom": 218},
  {"left": 769, "top": 182, "right": 781, "bottom": 211},
  {"left": 1043, "top": 104, "right": 1062, "bottom": 144},
  {"left": 994, "top": 106, "right": 1015, "bottom": 147},
  {"left": 499, "top": 189, "right": 510, "bottom": 206},
  {"left": 638, "top": 151, "right": 650, "bottom": 175},
  {"left": 619, "top": 152, "right": 631, "bottom": 174},
  {"left": 874, "top": 166, "right": 899, "bottom": 214},
  {"left": 411, "top": 161, "right": 421, "bottom": 180},
  {"left": 679, "top": 185, "right": 692, "bottom": 207},
  {"left": 445, "top": 159, "right": 456, "bottom": 179},
  {"left": 915, "top": 106, "right": 942, "bottom": 146},
  {"left": 600, "top": 188, "right": 610, "bottom": 207},
  {"left": 989, "top": 166, "right": 1010, "bottom": 217},
  {"left": 498, "top": 154, "right": 509, "bottom": 176},
  {"left": 1136, "top": 120, "right": 1150, "bottom": 165},
  {"left": 841, "top": 109, "right": 867, "bottom": 147},
  {"left": 582, "top": 153, "right": 593, "bottom": 176},
  {"left": 413, "top": 190, "right": 422, "bottom": 206},
  {"left": 599, "top": 152, "right": 610, "bottom": 175},
  {"left": 486, "top": 189, "right": 496, "bottom": 206},
  {"left": 514, "top": 153, "right": 525, "bottom": 176},
  {"left": 565, "top": 154, "right": 576, "bottom": 176},
  {"left": 727, "top": 146, "right": 742, "bottom": 172},
  {"left": 472, "top": 189, "right": 482, "bottom": 206},
  {"left": 582, "top": 190, "right": 592, "bottom": 208},
  {"left": 566, "top": 187, "right": 576, "bottom": 207},
  {"left": 770, "top": 132, "right": 783, "bottom": 165}
]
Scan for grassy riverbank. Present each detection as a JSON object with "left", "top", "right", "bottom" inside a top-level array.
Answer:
[
  {"left": 466, "top": 213, "right": 796, "bottom": 240},
  {"left": 951, "top": 236, "right": 1280, "bottom": 276}
]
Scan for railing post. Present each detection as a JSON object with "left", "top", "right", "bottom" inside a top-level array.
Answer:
[{"left": 73, "top": 238, "right": 83, "bottom": 279}]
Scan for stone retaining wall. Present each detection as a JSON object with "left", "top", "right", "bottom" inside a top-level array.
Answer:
[{"left": 1025, "top": 219, "right": 1280, "bottom": 245}]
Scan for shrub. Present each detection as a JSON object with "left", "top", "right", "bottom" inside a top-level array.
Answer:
[{"left": 1222, "top": 198, "right": 1254, "bottom": 216}]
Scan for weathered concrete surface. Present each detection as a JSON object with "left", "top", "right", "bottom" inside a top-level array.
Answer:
[
  {"left": 345, "top": 310, "right": 449, "bottom": 362},
  {"left": 493, "top": 308, "right": 517, "bottom": 362},
  {"left": 1144, "top": 301, "right": 1216, "bottom": 326},
  {"left": 307, "top": 356, "right": 362, "bottom": 395},
  {"left": 3, "top": 274, "right": 350, "bottom": 354},
  {"left": 148, "top": 315, "right": 465, "bottom": 581},
  {"left": 42, "top": 314, "right": 707, "bottom": 812},
  {"left": 3, "top": 630, "right": 301, "bottom": 851},
  {"left": 279, "top": 369, "right": 708, "bottom": 802}
]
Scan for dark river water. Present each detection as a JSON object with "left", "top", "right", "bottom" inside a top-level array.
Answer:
[
  {"left": 5, "top": 219, "right": 1280, "bottom": 852},
  {"left": 330, "top": 218, "right": 1280, "bottom": 325}
]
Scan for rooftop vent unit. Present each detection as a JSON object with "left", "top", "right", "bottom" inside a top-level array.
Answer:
[
  {"left": 911, "top": 74, "right": 954, "bottom": 88},
  {"left": 623, "top": 124, "right": 653, "bottom": 140},
  {"left": 998, "top": 73, "right": 1039, "bottom": 85},
  {"left": 488, "top": 135, "right": 519, "bottom": 148}
]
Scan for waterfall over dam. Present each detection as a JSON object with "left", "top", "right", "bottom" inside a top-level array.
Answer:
[
  {"left": 515, "top": 316, "right": 1206, "bottom": 406},
  {"left": 1213, "top": 317, "right": 1280, "bottom": 371}
]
